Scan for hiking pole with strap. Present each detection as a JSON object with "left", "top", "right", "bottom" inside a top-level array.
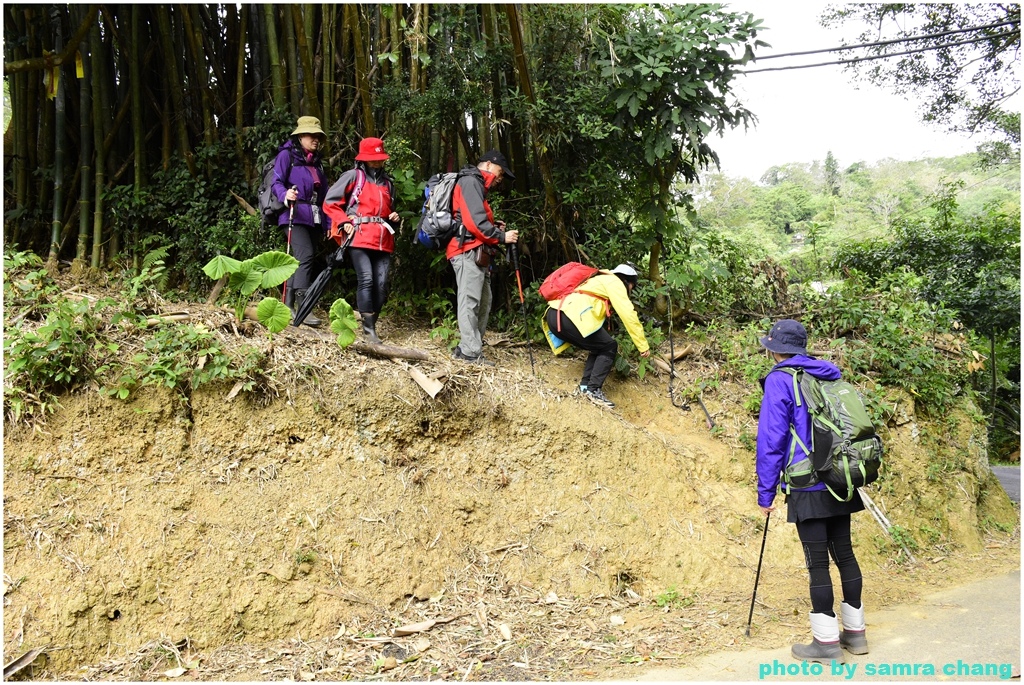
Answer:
[
  {"left": 509, "top": 243, "right": 535, "bottom": 375},
  {"left": 281, "top": 187, "right": 297, "bottom": 305},
  {"left": 746, "top": 511, "right": 770, "bottom": 637}
]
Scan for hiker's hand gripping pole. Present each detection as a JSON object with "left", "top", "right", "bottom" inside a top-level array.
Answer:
[
  {"left": 509, "top": 244, "right": 535, "bottom": 376},
  {"left": 282, "top": 186, "right": 298, "bottom": 304}
]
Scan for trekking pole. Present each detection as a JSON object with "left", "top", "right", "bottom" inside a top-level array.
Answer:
[
  {"left": 509, "top": 243, "right": 535, "bottom": 375},
  {"left": 745, "top": 511, "right": 770, "bottom": 637},
  {"left": 281, "top": 187, "right": 297, "bottom": 305}
]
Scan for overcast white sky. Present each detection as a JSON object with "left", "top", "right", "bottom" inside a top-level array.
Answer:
[{"left": 711, "top": 2, "right": 981, "bottom": 181}]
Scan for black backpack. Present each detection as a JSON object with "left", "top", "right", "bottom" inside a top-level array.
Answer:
[
  {"left": 257, "top": 158, "right": 290, "bottom": 227},
  {"left": 414, "top": 171, "right": 465, "bottom": 250}
]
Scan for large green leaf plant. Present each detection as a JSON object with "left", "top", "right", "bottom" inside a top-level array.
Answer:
[{"left": 203, "top": 251, "right": 298, "bottom": 334}]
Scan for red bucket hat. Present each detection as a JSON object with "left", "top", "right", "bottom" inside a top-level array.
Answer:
[{"left": 355, "top": 137, "right": 389, "bottom": 162}]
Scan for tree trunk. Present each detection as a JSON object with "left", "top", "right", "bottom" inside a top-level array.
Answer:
[
  {"left": 283, "top": 8, "right": 299, "bottom": 113},
  {"left": 349, "top": 4, "right": 375, "bottom": 136},
  {"left": 76, "top": 5, "right": 93, "bottom": 267},
  {"left": 48, "top": 9, "right": 67, "bottom": 263},
  {"left": 321, "top": 5, "right": 335, "bottom": 132},
  {"left": 182, "top": 5, "right": 216, "bottom": 157},
  {"left": 290, "top": 5, "right": 321, "bottom": 118},
  {"left": 504, "top": 5, "right": 568, "bottom": 257},
  {"left": 155, "top": 6, "right": 195, "bottom": 175},
  {"left": 234, "top": 5, "right": 248, "bottom": 164},
  {"left": 130, "top": 5, "right": 145, "bottom": 192},
  {"left": 262, "top": 6, "right": 285, "bottom": 108},
  {"left": 90, "top": 20, "right": 106, "bottom": 269}
]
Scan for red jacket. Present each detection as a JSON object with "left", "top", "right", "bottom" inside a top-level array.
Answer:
[
  {"left": 323, "top": 168, "right": 396, "bottom": 251},
  {"left": 446, "top": 167, "right": 506, "bottom": 259}
]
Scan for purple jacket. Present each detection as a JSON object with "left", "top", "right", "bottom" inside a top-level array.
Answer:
[
  {"left": 271, "top": 139, "right": 331, "bottom": 231},
  {"left": 755, "top": 355, "right": 841, "bottom": 508}
]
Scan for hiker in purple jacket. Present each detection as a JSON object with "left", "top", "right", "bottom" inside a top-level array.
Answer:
[
  {"left": 756, "top": 319, "right": 868, "bottom": 664},
  {"left": 272, "top": 116, "right": 332, "bottom": 327}
]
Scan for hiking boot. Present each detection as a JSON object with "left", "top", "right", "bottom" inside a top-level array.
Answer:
[
  {"left": 791, "top": 612, "right": 845, "bottom": 664},
  {"left": 583, "top": 387, "right": 615, "bottom": 409},
  {"left": 839, "top": 602, "right": 868, "bottom": 655},
  {"left": 451, "top": 346, "right": 495, "bottom": 366},
  {"left": 362, "top": 312, "right": 382, "bottom": 345},
  {"left": 292, "top": 289, "right": 321, "bottom": 327}
]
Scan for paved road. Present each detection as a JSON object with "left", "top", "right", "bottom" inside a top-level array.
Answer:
[
  {"left": 993, "top": 466, "right": 1020, "bottom": 502},
  {"left": 634, "top": 571, "right": 1020, "bottom": 682}
]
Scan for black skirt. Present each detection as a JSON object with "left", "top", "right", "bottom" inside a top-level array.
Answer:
[{"left": 786, "top": 488, "right": 865, "bottom": 523}]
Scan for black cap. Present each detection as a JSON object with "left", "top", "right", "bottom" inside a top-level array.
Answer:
[
  {"left": 760, "top": 319, "right": 808, "bottom": 356},
  {"left": 479, "top": 149, "right": 515, "bottom": 180}
]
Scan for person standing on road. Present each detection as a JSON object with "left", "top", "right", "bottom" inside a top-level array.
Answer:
[
  {"left": 543, "top": 263, "right": 650, "bottom": 409},
  {"left": 755, "top": 319, "right": 868, "bottom": 664},
  {"left": 273, "top": 116, "right": 331, "bottom": 327},
  {"left": 323, "top": 137, "right": 401, "bottom": 344},
  {"left": 446, "top": 149, "right": 518, "bottom": 366}
]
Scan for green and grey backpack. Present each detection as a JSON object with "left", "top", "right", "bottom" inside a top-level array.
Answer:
[{"left": 779, "top": 367, "right": 883, "bottom": 502}]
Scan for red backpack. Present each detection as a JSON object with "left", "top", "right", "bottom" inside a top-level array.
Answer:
[
  {"left": 539, "top": 262, "right": 611, "bottom": 331},
  {"left": 539, "top": 262, "right": 598, "bottom": 300}
]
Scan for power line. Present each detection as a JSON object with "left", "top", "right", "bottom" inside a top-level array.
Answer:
[
  {"left": 741, "top": 31, "right": 1018, "bottom": 74},
  {"left": 755, "top": 18, "right": 1019, "bottom": 61}
]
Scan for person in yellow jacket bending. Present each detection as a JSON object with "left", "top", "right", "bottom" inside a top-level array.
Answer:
[{"left": 544, "top": 263, "right": 650, "bottom": 409}]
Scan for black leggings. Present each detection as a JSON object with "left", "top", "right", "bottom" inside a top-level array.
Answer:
[
  {"left": 795, "top": 514, "right": 862, "bottom": 615},
  {"left": 546, "top": 309, "right": 617, "bottom": 389},
  {"left": 282, "top": 223, "right": 322, "bottom": 291},
  {"left": 348, "top": 247, "right": 392, "bottom": 315}
]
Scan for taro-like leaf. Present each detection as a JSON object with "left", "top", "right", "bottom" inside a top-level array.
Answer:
[
  {"left": 329, "top": 298, "right": 359, "bottom": 348},
  {"left": 202, "top": 255, "right": 242, "bottom": 280},
  {"left": 229, "top": 262, "right": 264, "bottom": 297},
  {"left": 256, "top": 297, "right": 292, "bottom": 334},
  {"left": 251, "top": 251, "right": 299, "bottom": 289}
]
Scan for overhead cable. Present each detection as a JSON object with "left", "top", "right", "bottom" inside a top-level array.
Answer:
[
  {"left": 741, "top": 31, "right": 1019, "bottom": 74},
  {"left": 755, "top": 18, "right": 1019, "bottom": 61}
]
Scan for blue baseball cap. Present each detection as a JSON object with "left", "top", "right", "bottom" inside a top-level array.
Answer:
[{"left": 760, "top": 319, "right": 808, "bottom": 356}]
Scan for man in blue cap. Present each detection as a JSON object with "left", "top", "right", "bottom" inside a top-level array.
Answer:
[{"left": 755, "top": 319, "right": 868, "bottom": 664}]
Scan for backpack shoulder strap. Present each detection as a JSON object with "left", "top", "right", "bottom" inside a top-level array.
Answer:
[
  {"left": 773, "top": 366, "right": 804, "bottom": 408},
  {"left": 347, "top": 169, "right": 367, "bottom": 215}
]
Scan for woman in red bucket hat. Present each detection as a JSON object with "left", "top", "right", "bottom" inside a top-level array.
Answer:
[{"left": 323, "top": 137, "right": 401, "bottom": 344}]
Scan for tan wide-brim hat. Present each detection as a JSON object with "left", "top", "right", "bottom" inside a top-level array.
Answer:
[{"left": 292, "top": 116, "right": 326, "bottom": 137}]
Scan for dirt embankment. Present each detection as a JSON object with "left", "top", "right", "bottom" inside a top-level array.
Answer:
[{"left": 3, "top": 325, "right": 1018, "bottom": 680}]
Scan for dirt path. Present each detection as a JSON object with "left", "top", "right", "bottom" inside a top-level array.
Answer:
[{"left": 631, "top": 570, "right": 1021, "bottom": 682}]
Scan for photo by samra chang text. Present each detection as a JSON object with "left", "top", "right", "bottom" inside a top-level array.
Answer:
[{"left": 759, "top": 659, "right": 1015, "bottom": 679}]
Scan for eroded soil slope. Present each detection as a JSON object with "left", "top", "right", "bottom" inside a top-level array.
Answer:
[{"left": 3, "top": 319, "right": 1018, "bottom": 680}]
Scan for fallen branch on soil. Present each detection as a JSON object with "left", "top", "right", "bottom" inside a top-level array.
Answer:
[
  {"left": 859, "top": 489, "right": 917, "bottom": 563},
  {"left": 145, "top": 313, "right": 192, "bottom": 327},
  {"left": 206, "top": 276, "right": 228, "bottom": 305},
  {"left": 3, "top": 647, "right": 47, "bottom": 679},
  {"left": 391, "top": 358, "right": 444, "bottom": 398}
]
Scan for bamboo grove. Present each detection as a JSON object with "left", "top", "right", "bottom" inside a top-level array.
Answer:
[{"left": 3, "top": 4, "right": 763, "bottom": 293}]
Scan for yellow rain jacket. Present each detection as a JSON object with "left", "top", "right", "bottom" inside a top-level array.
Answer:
[{"left": 546, "top": 272, "right": 649, "bottom": 354}]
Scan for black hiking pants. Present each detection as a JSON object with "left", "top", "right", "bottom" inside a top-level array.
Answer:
[
  {"left": 795, "top": 514, "right": 863, "bottom": 615},
  {"left": 348, "top": 247, "right": 392, "bottom": 315},
  {"left": 546, "top": 309, "right": 617, "bottom": 389},
  {"left": 282, "top": 223, "right": 323, "bottom": 291}
]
